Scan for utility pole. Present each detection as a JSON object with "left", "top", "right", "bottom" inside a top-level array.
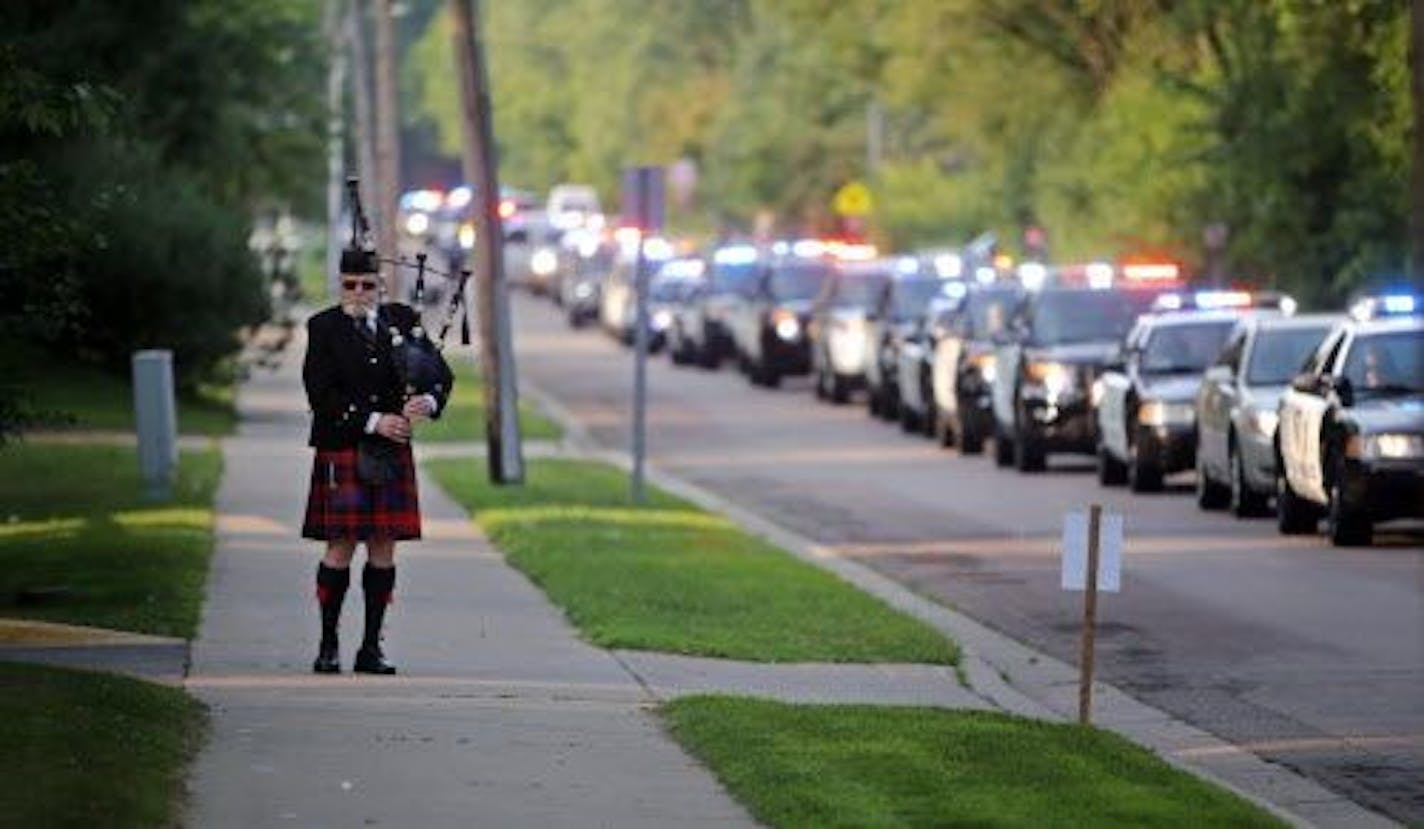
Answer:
[
  {"left": 372, "top": 0, "right": 402, "bottom": 297},
  {"left": 1411, "top": 0, "right": 1424, "bottom": 277},
  {"left": 451, "top": 0, "right": 524, "bottom": 483},
  {"left": 347, "top": 2, "right": 377, "bottom": 222},
  {"left": 323, "top": 0, "right": 348, "bottom": 299}
]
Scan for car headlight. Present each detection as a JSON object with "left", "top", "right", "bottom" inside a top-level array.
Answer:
[
  {"left": 404, "top": 212, "right": 430, "bottom": 236},
  {"left": 772, "top": 309, "right": 800, "bottom": 341},
  {"left": 1026, "top": 361, "right": 1074, "bottom": 398},
  {"left": 1247, "top": 408, "right": 1278, "bottom": 438},
  {"left": 1138, "top": 401, "right": 1195, "bottom": 426},
  {"left": 971, "top": 353, "right": 996, "bottom": 385},
  {"left": 574, "top": 282, "right": 593, "bottom": 299},
  {"left": 531, "top": 247, "right": 559, "bottom": 276},
  {"left": 1346, "top": 433, "right": 1424, "bottom": 460},
  {"left": 652, "top": 309, "right": 672, "bottom": 331},
  {"left": 458, "top": 223, "right": 476, "bottom": 250}
]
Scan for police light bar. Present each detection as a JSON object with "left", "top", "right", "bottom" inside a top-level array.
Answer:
[
  {"left": 660, "top": 258, "right": 707, "bottom": 279},
  {"left": 791, "top": 239, "right": 826, "bottom": 258},
  {"left": 825, "top": 240, "right": 877, "bottom": 261},
  {"left": 1018, "top": 262, "right": 1049, "bottom": 291},
  {"left": 934, "top": 253, "right": 963, "bottom": 279},
  {"left": 1193, "top": 290, "right": 1252, "bottom": 309},
  {"left": 1121, "top": 262, "right": 1181, "bottom": 282},
  {"left": 895, "top": 256, "right": 920, "bottom": 275},
  {"left": 1350, "top": 293, "right": 1421, "bottom": 321},
  {"left": 713, "top": 245, "right": 759, "bottom": 266}
]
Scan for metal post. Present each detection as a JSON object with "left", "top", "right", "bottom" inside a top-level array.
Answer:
[
  {"left": 371, "top": 0, "right": 402, "bottom": 298},
  {"left": 132, "top": 350, "right": 178, "bottom": 501},
  {"left": 323, "top": 0, "right": 348, "bottom": 300},
  {"left": 631, "top": 178, "right": 650, "bottom": 503},
  {"left": 1078, "top": 503, "right": 1102, "bottom": 725},
  {"left": 452, "top": 0, "right": 524, "bottom": 483},
  {"left": 347, "top": 2, "right": 377, "bottom": 218}
]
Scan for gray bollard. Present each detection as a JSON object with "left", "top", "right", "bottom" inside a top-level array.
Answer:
[{"left": 132, "top": 350, "right": 178, "bottom": 500}]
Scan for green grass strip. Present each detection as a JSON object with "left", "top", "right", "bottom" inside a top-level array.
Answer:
[
  {"left": 0, "top": 662, "right": 205, "bottom": 829},
  {"left": 664, "top": 697, "right": 1286, "bottom": 829},
  {"left": 0, "top": 444, "right": 222, "bottom": 638},
  {"left": 427, "top": 457, "right": 956, "bottom": 664},
  {"left": 418, "top": 354, "right": 562, "bottom": 442}
]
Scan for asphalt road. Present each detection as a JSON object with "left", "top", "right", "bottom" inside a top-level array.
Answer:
[{"left": 507, "top": 290, "right": 1424, "bottom": 825}]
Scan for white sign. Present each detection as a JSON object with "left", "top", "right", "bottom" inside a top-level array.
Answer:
[{"left": 1060, "top": 511, "right": 1123, "bottom": 592}]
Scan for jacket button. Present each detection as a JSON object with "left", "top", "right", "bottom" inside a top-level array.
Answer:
[{"left": 369, "top": 357, "right": 378, "bottom": 365}]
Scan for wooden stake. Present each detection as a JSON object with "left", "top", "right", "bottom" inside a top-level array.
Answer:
[{"left": 1079, "top": 503, "right": 1102, "bottom": 725}]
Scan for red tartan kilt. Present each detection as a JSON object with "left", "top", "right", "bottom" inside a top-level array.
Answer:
[{"left": 302, "top": 445, "right": 422, "bottom": 541}]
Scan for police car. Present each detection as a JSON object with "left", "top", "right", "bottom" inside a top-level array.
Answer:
[
  {"left": 1095, "top": 303, "right": 1262, "bottom": 492},
  {"left": 991, "top": 263, "right": 1176, "bottom": 471},
  {"left": 808, "top": 259, "right": 888, "bottom": 403},
  {"left": 1275, "top": 296, "right": 1424, "bottom": 545},
  {"left": 866, "top": 262, "right": 958, "bottom": 427},
  {"left": 915, "top": 282, "right": 1022, "bottom": 453},
  {"left": 677, "top": 244, "right": 764, "bottom": 368},
  {"left": 727, "top": 241, "right": 834, "bottom": 387},
  {"left": 1194, "top": 313, "right": 1340, "bottom": 516}
]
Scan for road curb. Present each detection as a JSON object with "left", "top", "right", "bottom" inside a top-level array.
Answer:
[{"left": 517, "top": 370, "right": 1397, "bottom": 829}]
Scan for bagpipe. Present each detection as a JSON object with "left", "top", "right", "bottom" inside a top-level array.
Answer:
[{"left": 343, "top": 177, "right": 470, "bottom": 401}]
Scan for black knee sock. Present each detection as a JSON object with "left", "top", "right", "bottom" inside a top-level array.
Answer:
[
  {"left": 360, "top": 564, "right": 396, "bottom": 652},
  {"left": 315, "top": 563, "right": 350, "bottom": 651}
]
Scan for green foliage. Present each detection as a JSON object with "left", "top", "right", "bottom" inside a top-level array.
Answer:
[
  {"left": 0, "top": 0, "right": 325, "bottom": 438},
  {"left": 407, "top": 1, "right": 1410, "bottom": 302},
  {"left": 0, "top": 662, "right": 206, "bottom": 829},
  {"left": 664, "top": 697, "right": 1287, "bottom": 829}
]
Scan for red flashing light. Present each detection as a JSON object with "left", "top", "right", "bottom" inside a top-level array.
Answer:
[{"left": 1121, "top": 262, "right": 1180, "bottom": 283}]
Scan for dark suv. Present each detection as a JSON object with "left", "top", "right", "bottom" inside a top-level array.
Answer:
[{"left": 729, "top": 252, "right": 833, "bottom": 387}]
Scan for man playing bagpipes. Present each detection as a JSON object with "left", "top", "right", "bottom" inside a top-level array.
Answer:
[{"left": 300, "top": 181, "right": 457, "bottom": 675}]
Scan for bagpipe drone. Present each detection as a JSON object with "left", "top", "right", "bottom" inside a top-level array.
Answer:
[{"left": 343, "top": 177, "right": 471, "bottom": 401}]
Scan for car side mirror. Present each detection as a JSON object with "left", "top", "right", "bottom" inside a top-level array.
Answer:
[
  {"left": 1203, "top": 364, "right": 1232, "bottom": 383},
  {"left": 1290, "top": 371, "right": 1318, "bottom": 394},
  {"left": 1330, "top": 375, "right": 1354, "bottom": 406}
]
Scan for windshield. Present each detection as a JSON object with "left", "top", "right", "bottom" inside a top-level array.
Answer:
[
  {"left": 770, "top": 262, "right": 831, "bottom": 301},
  {"left": 1141, "top": 321, "right": 1236, "bottom": 373},
  {"left": 891, "top": 278, "right": 949, "bottom": 319},
  {"left": 1245, "top": 326, "right": 1332, "bottom": 385},
  {"left": 965, "top": 289, "right": 1021, "bottom": 339},
  {"left": 1030, "top": 290, "right": 1154, "bottom": 346},
  {"left": 649, "top": 278, "right": 693, "bottom": 302},
  {"left": 1343, "top": 330, "right": 1424, "bottom": 395},
  {"left": 836, "top": 275, "right": 886, "bottom": 308},
  {"left": 713, "top": 262, "right": 760, "bottom": 295}
]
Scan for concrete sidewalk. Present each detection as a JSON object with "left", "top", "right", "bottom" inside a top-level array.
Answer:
[{"left": 184, "top": 330, "right": 756, "bottom": 828}]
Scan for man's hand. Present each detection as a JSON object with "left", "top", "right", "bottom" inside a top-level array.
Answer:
[
  {"left": 375, "top": 414, "right": 411, "bottom": 443},
  {"left": 402, "top": 396, "right": 435, "bottom": 423}
]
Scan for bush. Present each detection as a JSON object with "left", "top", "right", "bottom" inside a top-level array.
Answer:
[{"left": 54, "top": 142, "right": 270, "bottom": 390}]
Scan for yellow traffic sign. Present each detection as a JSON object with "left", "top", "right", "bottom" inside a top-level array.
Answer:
[{"left": 833, "top": 181, "right": 874, "bottom": 217}]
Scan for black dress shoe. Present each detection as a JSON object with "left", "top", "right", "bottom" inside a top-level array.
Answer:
[
  {"left": 353, "top": 646, "right": 397, "bottom": 675},
  {"left": 312, "top": 647, "right": 341, "bottom": 674}
]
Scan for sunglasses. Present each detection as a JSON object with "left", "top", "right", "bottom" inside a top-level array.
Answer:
[{"left": 341, "top": 278, "right": 379, "bottom": 292}]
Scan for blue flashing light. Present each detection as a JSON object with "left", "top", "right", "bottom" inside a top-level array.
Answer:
[
  {"left": 1382, "top": 294, "right": 1418, "bottom": 315},
  {"left": 714, "top": 245, "right": 759, "bottom": 266}
]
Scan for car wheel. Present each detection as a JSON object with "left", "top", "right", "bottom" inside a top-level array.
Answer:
[
  {"left": 1327, "top": 461, "right": 1372, "bottom": 547},
  {"left": 1275, "top": 467, "right": 1319, "bottom": 535},
  {"left": 899, "top": 402, "right": 920, "bottom": 434},
  {"left": 762, "top": 363, "right": 781, "bottom": 388},
  {"left": 1229, "top": 442, "right": 1269, "bottom": 518},
  {"left": 994, "top": 425, "right": 1015, "bottom": 468},
  {"left": 959, "top": 412, "right": 985, "bottom": 455},
  {"left": 1128, "top": 430, "right": 1163, "bottom": 492},
  {"left": 830, "top": 374, "right": 850, "bottom": 404},
  {"left": 936, "top": 407, "right": 957, "bottom": 449},
  {"left": 1097, "top": 440, "right": 1127, "bottom": 486},
  {"left": 1195, "top": 452, "right": 1229, "bottom": 510},
  {"left": 814, "top": 367, "right": 830, "bottom": 401}
]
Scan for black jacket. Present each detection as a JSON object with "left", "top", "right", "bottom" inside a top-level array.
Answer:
[{"left": 302, "top": 303, "right": 454, "bottom": 449}]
